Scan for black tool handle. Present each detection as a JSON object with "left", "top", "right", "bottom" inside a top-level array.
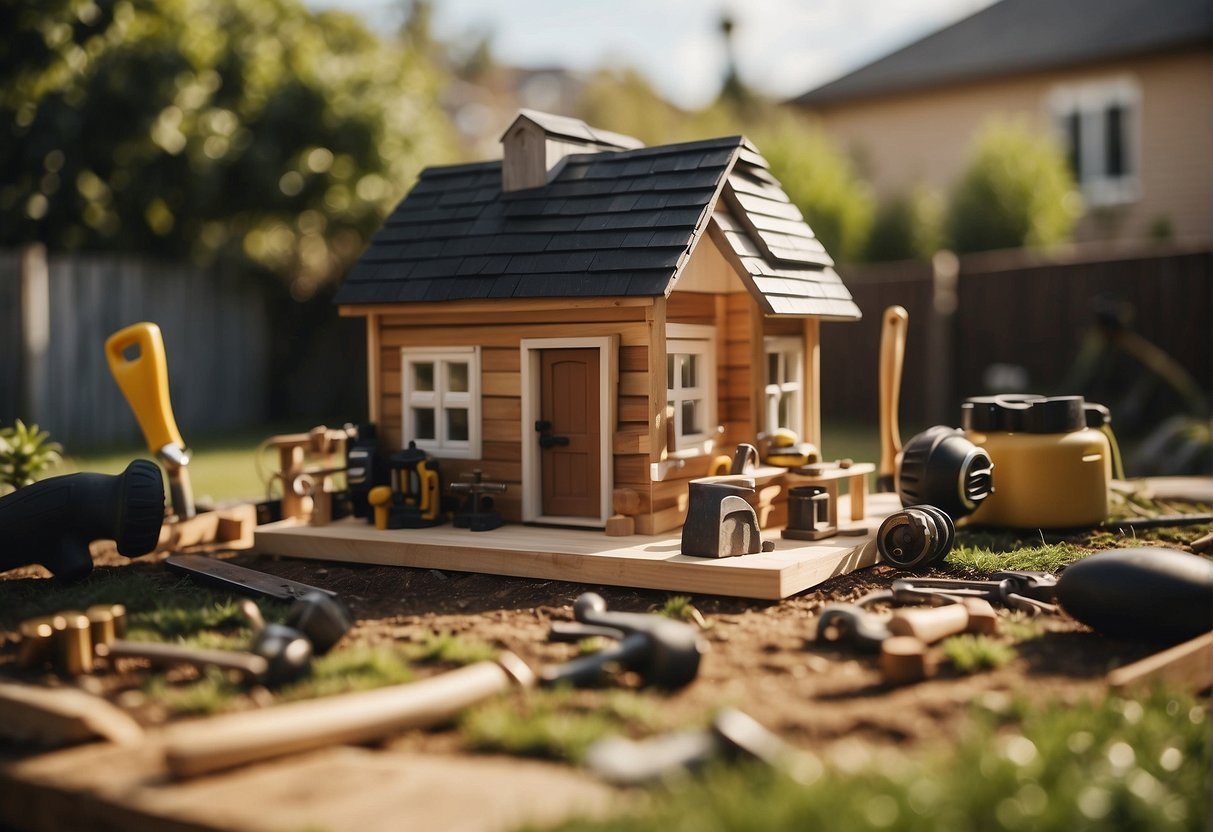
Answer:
[{"left": 0, "top": 459, "right": 163, "bottom": 580}]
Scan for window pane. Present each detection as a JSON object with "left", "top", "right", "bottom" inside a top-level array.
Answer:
[
  {"left": 681, "top": 354, "right": 698, "bottom": 388},
  {"left": 446, "top": 408, "right": 469, "bottom": 442},
  {"left": 412, "top": 362, "right": 434, "bottom": 393},
  {"left": 1065, "top": 110, "right": 1082, "bottom": 179},
  {"left": 767, "top": 353, "right": 779, "bottom": 386},
  {"left": 667, "top": 355, "right": 675, "bottom": 390},
  {"left": 1105, "top": 104, "right": 1126, "bottom": 177},
  {"left": 447, "top": 361, "right": 469, "bottom": 393},
  {"left": 681, "top": 399, "right": 700, "bottom": 436},
  {"left": 413, "top": 407, "right": 435, "bottom": 440},
  {"left": 778, "top": 395, "right": 791, "bottom": 429}
]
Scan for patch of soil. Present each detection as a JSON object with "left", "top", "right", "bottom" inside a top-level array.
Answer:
[
  {"left": 1, "top": 538, "right": 1197, "bottom": 775},
  {"left": 89, "top": 545, "right": 1179, "bottom": 758}
]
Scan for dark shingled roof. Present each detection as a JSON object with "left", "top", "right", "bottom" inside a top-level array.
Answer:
[
  {"left": 794, "top": 0, "right": 1213, "bottom": 107},
  {"left": 336, "top": 129, "right": 859, "bottom": 320}
]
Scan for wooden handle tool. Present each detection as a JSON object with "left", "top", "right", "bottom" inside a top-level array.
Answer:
[
  {"left": 877, "top": 306, "right": 909, "bottom": 493},
  {"left": 887, "top": 603, "right": 970, "bottom": 644},
  {"left": 164, "top": 653, "right": 536, "bottom": 778}
]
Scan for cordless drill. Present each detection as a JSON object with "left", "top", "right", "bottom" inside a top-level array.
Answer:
[{"left": 0, "top": 459, "right": 165, "bottom": 581}]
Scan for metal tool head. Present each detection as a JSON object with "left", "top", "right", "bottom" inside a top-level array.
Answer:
[
  {"left": 815, "top": 604, "right": 890, "bottom": 651},
  {"left": 542, "top": 592, "right": 704, "bottom": 690},
  {"left": 876, "top": 505, "right": 955, "bottom": 569},
  {"left": 285, "top": 591, "right": 353, "bottom": 655}
]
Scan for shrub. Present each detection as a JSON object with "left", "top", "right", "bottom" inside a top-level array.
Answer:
[
  {"left": 752, "top": 112, "right": 875, "bottom": 262},
  {"left": 865, "top": 188, "right": 945, "bottom": 262},
  {"left": 947, "top": 117, "right": 1080, "bottom": 254},
  {"left": 0, "top": 420, "right": 62, "bottom": 493}
]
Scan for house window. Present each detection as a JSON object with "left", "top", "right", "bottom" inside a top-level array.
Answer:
[
  {"left": 1048, "top": 77, "right": 1140, "bottom": 207},
  {"left": 401, "top": 347, "right": 480, "bottom": 459},
  {"left": 666, "top": 324, "right": 717, "bottom": 453},
  {"left": 764, "top": 336, "right": 803, "bottom": 437}
]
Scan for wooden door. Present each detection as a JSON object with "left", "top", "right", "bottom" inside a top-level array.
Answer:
[{"left": 538, "top": 349, "right": 601, "bottom": 518}]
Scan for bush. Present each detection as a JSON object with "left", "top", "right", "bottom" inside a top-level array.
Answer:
[
  {"left": 865, "top": 188, "right": 945, "bottom": 262},
  {"left": 0, "top": 420, "right": 62, "bottom": 493},
  {"left": 947, "top": 117, "right": 1080, "bottom": 254},
  {"left": 751, "top": 112, "right": 875, "bottom": 263}
]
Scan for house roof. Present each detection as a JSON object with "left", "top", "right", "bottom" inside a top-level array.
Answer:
[
  {"left": 504, "top": 109, "right": 645, "bottom": 151},
  {"left": 336, "top": 128, "right": 860, "bottom": 320},
  {"left": 793, "top": 0, "right": 1213, "bottom": 107}
]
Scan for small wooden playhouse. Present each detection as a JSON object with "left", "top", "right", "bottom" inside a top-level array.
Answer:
[{"left": 336, "top": 110, "right": 862, "bottom": 537}]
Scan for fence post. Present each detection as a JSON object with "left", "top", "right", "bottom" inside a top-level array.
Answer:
[
  {"left": 926, "top": 250, "right": 959, "bottom": 424},
  {"left": 19, "top": 243, "right": 50, "bottom": 425}
]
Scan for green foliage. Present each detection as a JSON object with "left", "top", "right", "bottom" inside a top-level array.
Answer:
[
  {"left": 279, "top": 647, "right": 415, "bottom": 700},
  {"left": 945, "top": 535, "right": 1087, "bottom": 576},
  {"left": 751, "top": 111, "right": 875, "bottom": 263},
  {"left": 946, "top": 117, "right": 1080, "bottom": 254},
  {"left": 460, "top": 687, "right": 659, "bottom": 763},
  {"left": 544, "top": 689, "right": 1209, "bottom": 831},
  {"left": 406, "top": 631, "right": 499, "bottom": 666},
  {"left": 865, "top": 189, "right": 945, "bottom": 262},
  {"left": 0, "top": 0, "right": 458, "bottom": 294},
  {"left": 0, "top": 419, "right": 63, "bottom": 492},
  {"left": 942, "top": 634, "right": 1017, "bottom": 673}
]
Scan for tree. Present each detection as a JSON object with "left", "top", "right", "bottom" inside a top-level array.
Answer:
[
  {"left": 0, "top": 0, "right": 459, "bottom": 295},
  {"left": 946, "top": 117, "right": 1080, "bottom": 254},
  {"left": 751, "top": 111, "right": 875, "bottom": 263}
]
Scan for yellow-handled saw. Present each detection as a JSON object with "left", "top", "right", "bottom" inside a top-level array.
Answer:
[{"left": 105, "top": 322, "right": 195, "bottom": 519}]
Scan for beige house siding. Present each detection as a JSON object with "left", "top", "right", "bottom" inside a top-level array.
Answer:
[{"left": 806, "top": 48, "right": 1212, "bottom": 245}]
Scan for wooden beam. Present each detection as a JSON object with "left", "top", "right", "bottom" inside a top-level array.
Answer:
[
  {"left": 803, "top": 317, "right": 821, "bottom": 450},
  {"left": 646, "top": 298, "right": 668, "bottom": 465},
  {"left": 366, "top": 313, "right": 381, "bottom": 425},
  {"left": 340, "top": 297, "right": 654, "bottom": 319}
]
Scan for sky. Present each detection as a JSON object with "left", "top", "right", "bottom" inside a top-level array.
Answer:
[{"left": 313, "top": 0, "right": 999, "bottom": 108}]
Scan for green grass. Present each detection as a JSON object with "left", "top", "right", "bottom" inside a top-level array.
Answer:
[
  {"left": 406, "top": 632, "right": 500, "bottom": 666},
  {"left": 52, "top": 428, "right": 284, "bottom": 503},
  {"left": 461, "top": 687, "right": 661, "bottom": 764},
  {"left": 538, "top": 688, "right": 1209, "bottom": 832},
  {"left": 941, "top": 634, "right": 1018, "bottom": 674}
]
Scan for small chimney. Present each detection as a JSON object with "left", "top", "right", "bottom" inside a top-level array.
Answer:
[{"left": 500, "top": 109, "right": 642, "bottom": 192}]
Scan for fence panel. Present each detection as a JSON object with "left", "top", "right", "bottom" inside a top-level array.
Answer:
[{"left": 1, "top": 248, "right": 272, "bottom": 451}]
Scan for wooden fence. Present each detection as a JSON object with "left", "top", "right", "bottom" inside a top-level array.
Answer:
[
  {"left": 819, "top": 242, "right": 1211, "bottom": 434},
  {"left": 1, "top": 246, "right": 274, "bottom": 450},
  {"left": 4, "top": 242, "right": 1207, "bottom": 451}
]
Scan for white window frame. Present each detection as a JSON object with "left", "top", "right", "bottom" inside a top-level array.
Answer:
[
  {"left": 764, "top": 335, "right": 803, "bottom": 437},
  {"left": 400, "top": 346, "right": 481, "bottom": 459},
  {"left": 665, "top": 323, "right": 718, "bottom": 455},
  {"left": 1047, "top": 75, "right": 1141, "bottom": 207}
]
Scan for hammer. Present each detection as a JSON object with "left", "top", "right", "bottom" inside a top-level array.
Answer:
[{"left": 163, "top": 593, "right": 704, "bottom": 778}]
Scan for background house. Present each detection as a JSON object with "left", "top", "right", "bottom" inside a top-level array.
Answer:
[{"left": 792, "top": 0, "right": 1213, "bottom": 246}]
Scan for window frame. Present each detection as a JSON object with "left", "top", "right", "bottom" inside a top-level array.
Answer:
[
  {"left": 400, "top": 346, "right": 481, "bottom": 459},
  {"left": 764, "top": 335, "right": 804, "bottom": 438},
  {"left": 665, "top": 323, "right": 718, "bottom": 455},
  {"left": 1047, "top": 76, "right": 1141, "bottom": 207}
]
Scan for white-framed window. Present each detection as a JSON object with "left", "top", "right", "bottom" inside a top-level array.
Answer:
[
  {"left": 401, "top": 346, "right": 481, "bottom": 459},
  {"left": 1048, "top": 76, "right": 1140, "bottom": 207},
  {"left": 666, "top": 324, "right": 717, "bottom": 454},
  {"left": 764, "top": 336, "right": 803, "bottom": 437}
]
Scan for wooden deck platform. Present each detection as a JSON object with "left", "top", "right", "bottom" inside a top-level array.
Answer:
[{"left": 254, "top": 492, "right": 901, "bottom": 599}]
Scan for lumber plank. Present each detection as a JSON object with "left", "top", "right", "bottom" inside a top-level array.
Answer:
[{"left": 255, "top": 492, "right": 891, "bottom": 600}]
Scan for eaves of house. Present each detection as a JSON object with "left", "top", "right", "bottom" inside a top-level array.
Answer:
[{"left": 793, "top": 0, "right": 1213, "bottom": 107}]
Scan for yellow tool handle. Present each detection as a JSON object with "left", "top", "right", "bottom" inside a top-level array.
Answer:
[
  {"left": 878, "top": 306, "right": 909, "bottom": 485},
  {"left": 415, "top": 465, "right": 440, "bottom": 518},
  {"left": 105, "top": 322, "right": 185, "bottom": 454}
]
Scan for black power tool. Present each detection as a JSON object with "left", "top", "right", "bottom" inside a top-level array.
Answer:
[{"left": 0, "top": 459, "right": 164, "bottom": 581}]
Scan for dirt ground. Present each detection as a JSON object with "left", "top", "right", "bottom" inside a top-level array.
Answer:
[
  {"left": 46, "top": 537, "right": 1177, "bottom": 758},
  {"left": 0, "top": 530, "right": 1201, "bottom": 832}
]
